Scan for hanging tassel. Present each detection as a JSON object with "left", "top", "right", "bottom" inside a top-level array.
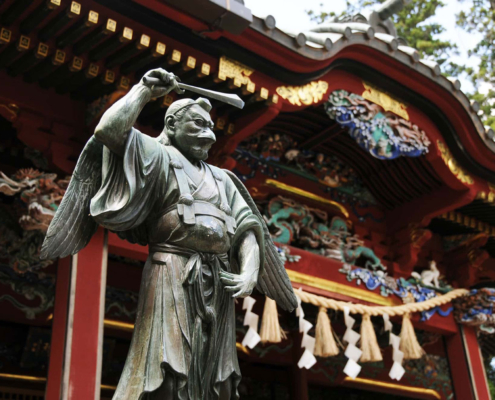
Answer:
[
  {"left": 359, "top": 313, "right": 382, "bottom": 362},
  {"left": 314, "top": 307, "right": 339, "bottom": 357},
  {"left": 260, "top": 297, "right": 286, "bottom": 343},
  {"left": 399, "top": 313, "right": 425, "bottom": 360}
]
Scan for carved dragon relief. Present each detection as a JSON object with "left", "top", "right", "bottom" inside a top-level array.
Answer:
[
  {"left": 259, "top": 196, "right": 385, "bottom": 271},
  {"left": 0, "top": 168, "right": 68, "bottom": 318}
]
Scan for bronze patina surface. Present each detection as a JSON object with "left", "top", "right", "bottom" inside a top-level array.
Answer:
[{"left": 41, "top": 68, "right": 297, "bottom": 400}]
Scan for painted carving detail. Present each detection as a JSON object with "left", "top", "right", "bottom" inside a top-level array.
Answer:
[
  {"left": 453, "top": 288, "right": 495, "bottom": 334},
  {"left": 237, "top": 132, "right": 375, "bottom": 203},
  {"left": 325, "top": 90, "right": 430, "bottom": 159},
  {"left": 0, "top": 265, "right": 55, "bottom": 319},
  {"left": 0, "top": 168, "right": 69, "bottom": 232},
  {"left": 276, "top": 245, "right": 301, "bottom": 264},
  {"left": 0, "top": 168, "right": 67, "bottom": 318},
  {"left": 259, "top": 196, "right": 384, "bottom": 270},
  {"left": 410, "top": 261, "right": 440, "bottom": 288},
  {"left": 276, "top": 81, "right": 329, "bottom": 106},
  {"left": 339, "top": 264, "right": 453, "bottom": 321},
  {"left": 106, "top": 286, "right": 139, "bottom": 320}
]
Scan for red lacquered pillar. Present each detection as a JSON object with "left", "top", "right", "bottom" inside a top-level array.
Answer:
[
  {"left": 45, "top": 256, "right": 71, "bottom": 400},
  {"left": 463, "top": 326, "right": 492, "bottom": 400},
  {"left": 446, "top": 325, "right": 491, "bottom": 400},
  {"left": 45, "top": 229, "right": 108, "bottom": 400}
]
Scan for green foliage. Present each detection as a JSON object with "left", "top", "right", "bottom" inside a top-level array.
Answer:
[
  {"left": 307, "top": 0, "right": 495, "bottom": 130},
  {"left": 483, "top": 356, "right": 495, "bottom": 398},
  {"left": 456, "top": 0, "right": 495, "bottom": 129}
]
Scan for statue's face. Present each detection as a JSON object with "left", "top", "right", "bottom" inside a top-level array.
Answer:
[{"left": 170, "top": 104, "right": 216, "bottom": 162}]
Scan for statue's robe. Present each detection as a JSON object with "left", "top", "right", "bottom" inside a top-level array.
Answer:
[{"left": 90, "top": 129, "right": 264, "bottom": 399}]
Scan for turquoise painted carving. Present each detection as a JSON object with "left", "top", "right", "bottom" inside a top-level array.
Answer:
[{"left": 260, "top": 196, "right": 385, "bottom": 271}]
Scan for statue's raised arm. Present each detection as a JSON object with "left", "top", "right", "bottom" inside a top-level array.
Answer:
[
  {"left": 94, "top": 69, "right": 183, "bottom": 156},
  {"left": 41, "top": 68, "right": 297, "bottom": 400},
  {"left": 40, "top": 69, "right": 182, "bottom": 259}
]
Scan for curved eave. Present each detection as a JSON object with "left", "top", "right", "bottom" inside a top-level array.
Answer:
[
  {"left": 96, "top": 0, "right": 495, "bottom": 176},
  {"left": 248, "top": 16, "right": 490, "bottom": 151},
  {"left": 236, "top": 16, "right": 495, "bottom": 179}
]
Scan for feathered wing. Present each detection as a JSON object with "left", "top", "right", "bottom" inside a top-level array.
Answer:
[
  {"left": 40, "top": 136, "right": 103, "bottom": 260},
  {"left": 224, "top": 170, "right": 298, "bottom": 312}
]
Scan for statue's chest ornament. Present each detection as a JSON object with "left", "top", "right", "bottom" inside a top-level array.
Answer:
[{"left": 169, "top": 155, "right": 236, "bottom": 235}]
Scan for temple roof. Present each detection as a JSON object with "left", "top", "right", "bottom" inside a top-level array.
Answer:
[{"left": 249, "top": 0, "right": 495, "bottom": 156}]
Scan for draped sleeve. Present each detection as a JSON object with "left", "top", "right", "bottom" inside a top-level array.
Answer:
[
  {"left": 90, "top": 128, "right": 169, "bottom": 244},
  {"left": 221, "top": 170, "right": 265, "bottom": 273}
]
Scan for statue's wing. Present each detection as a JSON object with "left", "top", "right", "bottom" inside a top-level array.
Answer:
[
  {"left": 40, "top": 137, "right": 103, "bottom": 260},
  {"left": 224, "top": 170, "right": 298, "bottom": 312}
]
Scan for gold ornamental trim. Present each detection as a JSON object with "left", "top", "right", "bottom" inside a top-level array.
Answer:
[
  {"left": 0, "top": 373, "right": 46, "bottom": 383},
  {"left": 236, "top": 342, "right": 250, "bottom": 355},
  {"left": 276, "top": 81, "right": 329, "bottom": 106},
  {"left": 343, "top": 377, "right": 442, "bottom": 399},
  {"left": 0, "top": 103, "right": 19, "bottom": 121},
  {"left": 265, "top": 179, "right": 349, "bottom": 218},
  {"left": 218, "top": 56, "right": 255, "bottom": 87},
  {"left": 287, "top": 270, "right": 398, "bottom": 306},
  {"left": 440, "top": 211, "right": 495, "bottom": 236},
  {"left": 362, "top": 82, "right": 409, "bottom": 120},
  {"left": 437, "top": 141, "right": 474, "bottom": 185},
  {"left": 477, "top": 183, "right": 495, "bottom": 203},
  {"left": 104, "top": 318, "right": 134, "bottom": 332},
  {"left": 0, "top": 372, "right": 118, "bottom": 390},
  {"left": 101, "top": 384, "right": 118, "bottom": 390}
]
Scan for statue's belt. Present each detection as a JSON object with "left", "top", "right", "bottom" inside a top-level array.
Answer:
[{"left": 149, "top": 243, "right": 229, "bottom": 287}]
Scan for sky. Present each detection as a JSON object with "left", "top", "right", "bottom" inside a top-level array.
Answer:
[{"left": 244, "top": 0, "right": 482, "bottom": 93}]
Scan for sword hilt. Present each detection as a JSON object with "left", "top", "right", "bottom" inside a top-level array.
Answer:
[{"left": 142, "top": 76, "right": 175, "bottom": 86}]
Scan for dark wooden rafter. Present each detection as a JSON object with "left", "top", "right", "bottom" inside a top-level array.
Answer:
[
  {"left": 385, "top": 158, "right": 428, "bottom": 198},
  {"left": 266, "top": 121, "right": 315, "bottom": 137},
  {"left": 256, "top": 110, "right": 431, "bottom": 208},
  {"left": 329, "top": 135, "right": 411, "bottom": 206},
  {"left": 255, "top": 104, "right": 445, "bottom": 210},
  {"left": 0, "top": 0, "right": 272, "bottom": 118},
  {"left": 276, "top": 114, "right": 322, "bottom": 132},
  {"left": 296, "top": 108, "right": 331, "bottom": 126},
  {"left": 264, "top": 108, "right": 450, "bottom": 208},
  {"left": 300, "top": 123, "right": 345, "bottom": 149}
]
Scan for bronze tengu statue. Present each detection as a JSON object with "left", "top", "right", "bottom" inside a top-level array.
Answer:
[{"left": 41, "top": 68, "right": 297, "bottom": 400}]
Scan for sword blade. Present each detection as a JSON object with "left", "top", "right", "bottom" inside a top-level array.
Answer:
[{"left": 177, "top": 82, "right": 245, "bottom": 109}]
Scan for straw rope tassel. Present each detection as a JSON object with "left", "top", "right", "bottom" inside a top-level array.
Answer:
[
  {"left": 399, "top": 313, "right": 425, "bottom": 360},
  {"left": 314, "top": 307, "right": 339, "bottom": 357},
  {"left": 260, "top": 297, "right": 286, "bottom": 343},
  {"left": 360, "top": 313, "right": 382, "bottom": 362}
]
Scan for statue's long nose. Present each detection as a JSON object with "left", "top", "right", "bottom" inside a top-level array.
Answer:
[{"left": 199, "top": 128, "right": 216, "bottom": 143}]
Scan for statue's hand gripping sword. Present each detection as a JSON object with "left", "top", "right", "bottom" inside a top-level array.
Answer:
[{"left": 142, "top": 76, "right": 245, "bottom": 109}]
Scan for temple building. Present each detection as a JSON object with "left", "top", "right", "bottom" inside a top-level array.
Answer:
[{"left": 1, "top": 0, "right": 495, "bottom": 398}]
